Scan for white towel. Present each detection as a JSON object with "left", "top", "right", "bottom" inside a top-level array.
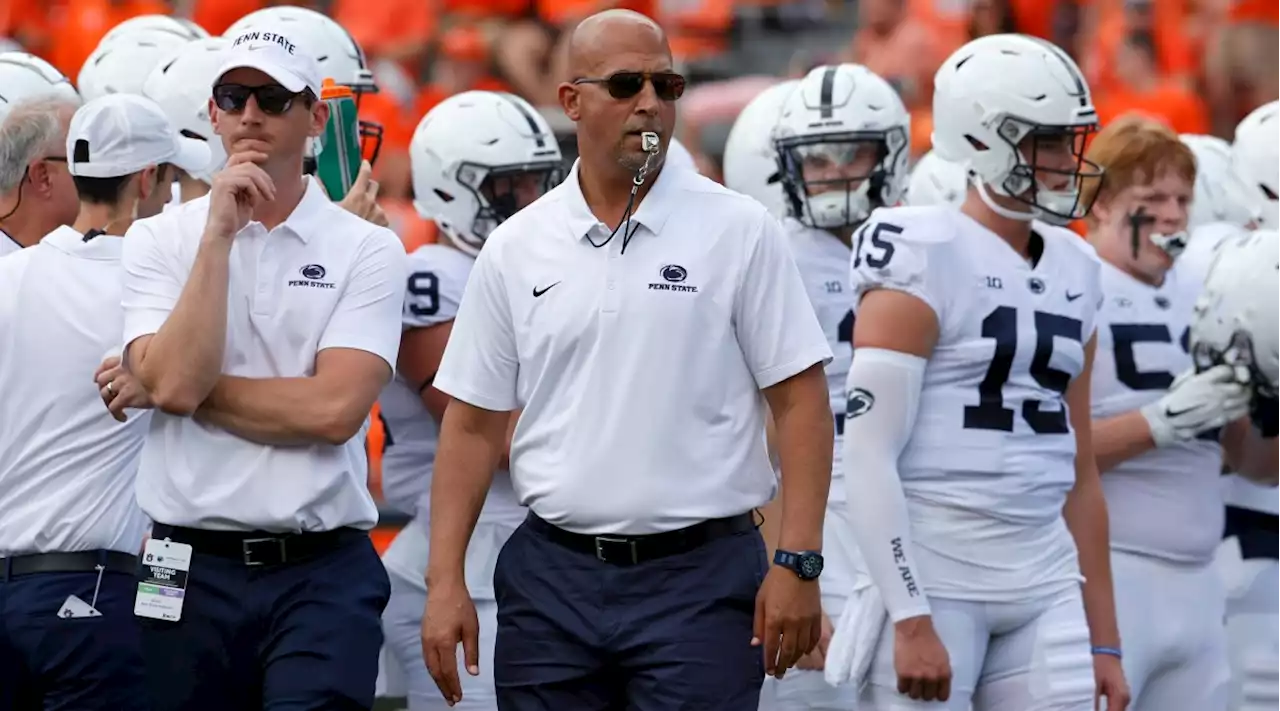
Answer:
[{"left": 824, "top": 584, "right": 889, "bottom": 690}]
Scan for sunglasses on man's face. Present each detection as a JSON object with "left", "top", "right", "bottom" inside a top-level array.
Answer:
[
  {"left": 572, "top": 71, "right": 686, "bottom": 102},
  {"left": 212, "top": 83, "right": 308, "bottom": 116}
]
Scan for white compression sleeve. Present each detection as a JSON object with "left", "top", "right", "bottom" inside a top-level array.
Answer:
[{"left": 842, "top": 347, "right": 932, "bottom": 622}]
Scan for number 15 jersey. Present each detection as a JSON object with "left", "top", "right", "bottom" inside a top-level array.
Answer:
[{"left": 848, "top": 205, "right": 1103, "bottom": 601}]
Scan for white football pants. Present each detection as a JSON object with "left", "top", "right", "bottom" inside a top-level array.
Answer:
[
  {"left": 858, "top": 586, "right": 1095, "bottom": 710},
  {"left": 1110, "top": 549, "right": 1229, "bottom": 711},
  {"left": 1215, "top": 538, "right": 1279, "bottom": 711}
]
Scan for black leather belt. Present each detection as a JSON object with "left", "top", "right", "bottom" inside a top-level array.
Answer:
[
  {"left": 150, "top": 523, "right": 365, "bottom": 567},
  {"left": 1224, "top": 506, "right": 1279, "bottom": 560},
  {"left": 1, "top": 550, "right": 138, "bottom": 578},
  {"left": 526, "top": 512, "right": 756, "bottom": 566}
]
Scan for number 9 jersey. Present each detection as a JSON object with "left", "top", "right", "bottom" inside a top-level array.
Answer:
[
  {"left": 377, "top": 243, "right": 474, "bottom": 519},
  {"left": 848, "top": 204, "right": 1104, "bottom": 599}
]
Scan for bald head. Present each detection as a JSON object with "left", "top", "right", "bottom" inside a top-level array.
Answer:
[{"left": 567, "top": 10, "right": 670, "bottom": 78}]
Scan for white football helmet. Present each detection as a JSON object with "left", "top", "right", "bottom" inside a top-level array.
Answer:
[
  {"left": 932, "top": 34, "right": 1101, "bottom": 223},
  {"left": 226, "top": 6, "right": 381, "bottom": 162},
  {"left": 1191, "top": 229, "right": 1279, "bottom": 434},
  {"left": 1181, "top": 134, "right": 1261, "bottom": 230},
  {"left": 1231, "top": 101, "right": 1278, "bottom": 229},
  {"left": 723, "top": 79, "right": 798, "bottom": 217},
  {"left": 0, "top": 52, "right": 80, "bottom": 123},
  {"left": 78, "top": 32, "right": 196, "bottom": 101},
  {"left": 906, "top": 150, "right": 968, "bottom": 207},
  {"left": 411, "top": 91, "right": 564, "bottom": 256},
  {"left": 142, "top": 38, "right": 230, "bottom": 184},
  {"left": 100, "top": 15, "right": 209, "bottom": 47},
  {"left": 773, "top": 64, "right": 910, "bottom": 230}
]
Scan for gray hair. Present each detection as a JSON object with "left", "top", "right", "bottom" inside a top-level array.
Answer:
[{"left": 0, "top": 95, "right": 80, "bottom": 194}]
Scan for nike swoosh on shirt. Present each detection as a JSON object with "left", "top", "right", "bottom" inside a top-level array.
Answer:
[
  {"left": 1066, "top": 292, "right": 1083, "bottom": 301},
  {"left": 532, "top": 282, "right": 561, "bottom": 297}
]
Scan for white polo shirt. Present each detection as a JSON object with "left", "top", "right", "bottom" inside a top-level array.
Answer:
[
  {"left": 121, "top": 177, "right": 406, "bottom": 533},
  {"left": 434, "top": 161, "right": 832, "bottom": 536},
  {"left": 0, "top": 229, "right": 20, "bottom": 257},
  {"left": 0, "top": 226, "right": 151, "bottom": 556}
]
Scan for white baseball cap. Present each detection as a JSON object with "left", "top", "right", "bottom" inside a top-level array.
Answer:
[
  {"left": 216, "top": 25, "right": 323, "bottom": 98},
  {"left": 67, "top": 94, "right": 211, "bottom": 178}
]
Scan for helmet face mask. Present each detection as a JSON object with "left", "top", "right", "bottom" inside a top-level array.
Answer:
[
  {"left": 777, "top": 128, "right": 907, "bottom": 230},
  {"left": 1192, "top": 329, "right": 1278, "bottom": 436},
  {"left": 448, "top": 160, "right": 565, "bottom": 250},
  {"left": 989, "top": 118, "right": 1102, "bottom": 222}
]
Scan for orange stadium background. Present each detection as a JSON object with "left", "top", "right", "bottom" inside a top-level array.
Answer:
[{"left": 3, "top": 0, "right": 1274, "bottom": 550}]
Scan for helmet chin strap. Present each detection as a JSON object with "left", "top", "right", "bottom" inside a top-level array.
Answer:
[{"left": 975, "top": 179, "right": 1036, "bottom": 222}]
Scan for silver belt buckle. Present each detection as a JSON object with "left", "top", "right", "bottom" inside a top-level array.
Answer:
[
  {"left": 594, "top": 536, "right": 639, "bottom": 565},
  {"left": 242, "top": 537, "right": 286, "bottom": 567}
]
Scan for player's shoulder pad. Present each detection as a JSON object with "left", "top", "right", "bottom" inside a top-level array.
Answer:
[
  {"left": 864, "top": 205, "right": 962, "bottom": 246},
  {"left": 402, "top": 244, "right": 474, "bottom": 329},
  {"left": 849, "top": 206, "right": 962, "bottom": 313}
]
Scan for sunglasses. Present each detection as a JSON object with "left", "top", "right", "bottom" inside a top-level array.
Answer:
[
  {"left": 212, "top": 83, "right": 310, "bottom": 116},
  {"left": 573, "top": 72, "right": 686, "bottom": 102}
]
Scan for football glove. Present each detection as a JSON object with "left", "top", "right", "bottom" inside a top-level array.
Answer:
[{"left": 1141, "top": 363, "right": 1252, "bottom": 447}]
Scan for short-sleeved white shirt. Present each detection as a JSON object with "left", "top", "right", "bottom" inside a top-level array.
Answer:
[
  {"left": 121, "top": 177, "right": 407, "bottom": 533},
  {"left": 0, "top": 226, "right": 151, "bottom": 555},
  {"left": 0, "top": 229, "right": 21, "bottom": 257},
  {"left": 434, "top": 161, "right": 832, "bottom": 536}
]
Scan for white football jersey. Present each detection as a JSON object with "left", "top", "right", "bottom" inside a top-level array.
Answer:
[
  {"left": 1092, "top": 261, "right": 1225, "bottom": 564},
  {"left": 849, "top": 206, "right": 1103, "bottom": 601},
  {"left": 378, "top": 242, "right": 524, "bottom": 592},
  {"left": 785, "top": 218, "right": 853, "bottom": 502},
  {"left": 378, "top": 243, "right": 475, "bottom": 518}
]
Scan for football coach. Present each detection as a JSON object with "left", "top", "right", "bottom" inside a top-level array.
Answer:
[
  {"left": 421, "top": 9, "right": 835, "bottom": 710},
  {"left": 120, "top": 24, "right": 406, "bottom": 710}
]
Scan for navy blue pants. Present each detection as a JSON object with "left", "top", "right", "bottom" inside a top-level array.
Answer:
[
  {"left": 136, "top": 534, "right": 390, "bottom": 711},
  {"left": 0, "top": 567, "right": 148, "bottom": 711},
  {"left": 493, "top": 518, "right": 768, "bottom": 710}
]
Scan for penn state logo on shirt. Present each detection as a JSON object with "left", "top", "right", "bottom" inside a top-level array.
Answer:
[
  {"left": 289, "top": 264, "right": 336, "bottom": 290},
  {"left": 648, "top": 264, "right": 698, "bottom": 293}
]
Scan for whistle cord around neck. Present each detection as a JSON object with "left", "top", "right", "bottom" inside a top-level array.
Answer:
[{"left": 585, "top": 181, "right": 643, "bottom": 255}]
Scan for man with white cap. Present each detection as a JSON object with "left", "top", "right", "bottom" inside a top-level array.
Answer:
[
  {"left": 120, "top": 22, "right": 406, "bottom": 711},
  {"left": 0, "top": 93, "right": 208, "bottom": 711}
]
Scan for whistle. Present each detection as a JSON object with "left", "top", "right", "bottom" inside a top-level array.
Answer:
[{"left": 642, "top": 132, "right": 660, "bottom": 153}]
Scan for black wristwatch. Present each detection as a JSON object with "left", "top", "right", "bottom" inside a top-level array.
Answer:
[{"left": 773, "top": 549, "right": 824, "bottom": 580}]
